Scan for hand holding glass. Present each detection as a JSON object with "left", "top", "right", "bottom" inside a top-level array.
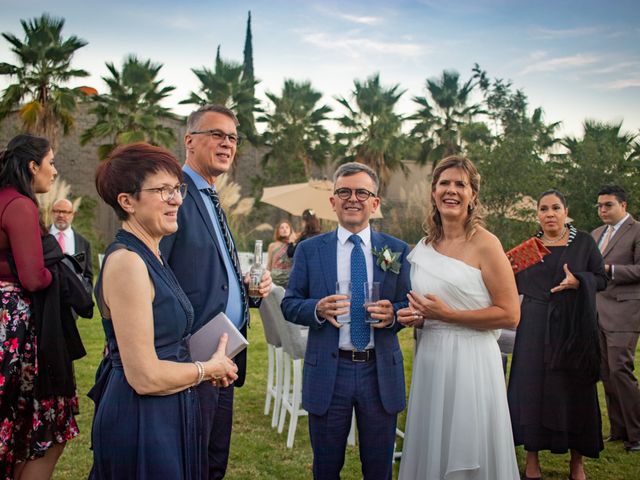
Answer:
[
  {"left": 335, "top": 281, "right": 351, "bottom": 324},
  {"left": 364, "top": 282, "right": 381, "bottom": 324}
]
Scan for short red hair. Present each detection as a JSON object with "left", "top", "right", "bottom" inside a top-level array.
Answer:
[{"left": 95, "top": 143, "right": 183, "bottom": 220}]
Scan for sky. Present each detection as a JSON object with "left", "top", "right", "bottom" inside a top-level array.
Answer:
[{"left": 1, "top": 0, "right": 639, "bottom": 138}]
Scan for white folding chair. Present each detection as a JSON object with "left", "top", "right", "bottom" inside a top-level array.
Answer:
[
  {"left": 393, "top": 427, "right": 404, "bottom": 462},
  {"left": 347, "top": 410, "right": 357, "bottom": 446},
  {"left": 259, "top": 288, "right": 284, "bottom": 428},
  {"left": 272, "top": 286, "right": 309, "bottom": 448}
]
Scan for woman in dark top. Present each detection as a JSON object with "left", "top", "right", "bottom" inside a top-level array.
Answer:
[
  {"left": 508, "top": 190, "right": 606, "bottom": 480},
  {"left": 287, "top": 208, "right": 321, "bottom": 258},
  {"left": 0, "top": 134, "right": 77, "bottom": 479},
  {"left": 89, "top": 143, "right": 238, "bottom": 479}
]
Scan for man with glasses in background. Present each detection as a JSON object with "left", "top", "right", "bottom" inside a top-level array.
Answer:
[
  {"left": 591, "top": 184, "right": 640, "bottom": 452},
  {"left": 49, "top": 198, "right": 93, "bottom": 285},
  {"left": 161, "top": 104, "right": 271, "bottom": 478},
  {"left": 282, "top": 162, "right": 411, "bottom": 479}
]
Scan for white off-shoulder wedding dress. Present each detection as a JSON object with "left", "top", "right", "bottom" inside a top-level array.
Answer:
[{"left": 399, "top": 240, "right": 519, "bottom": 480}]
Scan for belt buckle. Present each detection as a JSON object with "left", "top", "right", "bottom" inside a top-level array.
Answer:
[{"left": 352, "top": 350, "right": 367, "bottom": 362}]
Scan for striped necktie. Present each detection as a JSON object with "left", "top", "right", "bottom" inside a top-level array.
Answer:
[
  {"left": 349, "top": 234, "right": 369, "bottom": 351},
  {"left": 203, "top": 187, "right": 249, "bottom": 326}
]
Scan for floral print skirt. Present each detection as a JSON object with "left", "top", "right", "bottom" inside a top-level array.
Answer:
[{"left": 0, "top": 282, "right": 79, "bottom": 479}]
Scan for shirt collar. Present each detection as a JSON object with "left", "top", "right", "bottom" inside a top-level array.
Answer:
[
  {"left": 611, "top": 213, "right": 630, "bottom": 231},
  {"left": 50, "top": 225, "right": 72, "bottom": 237},
  {"left": 337, "top": 224, "right": 371, "bottom": 247},
  {"left": 183, "top": 164, "right": 216, "bottom": 192}
]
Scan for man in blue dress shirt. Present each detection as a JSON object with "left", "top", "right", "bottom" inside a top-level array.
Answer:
[{"left": 161, "top": 104, "right": 271, "bottom": 479}]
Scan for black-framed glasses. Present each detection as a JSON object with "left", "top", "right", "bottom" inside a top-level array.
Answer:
[
  {"left": 189, "top": 129, "right": 242, "bottom": 145},
  {"left": 52, "top": 209, "right": 73, "bottom": 215},
  {"left": 334, "top": 187, "right": 377, "bottom": 201},
  {"left": 594, "top": 201, "right": 618, "bottom": 210},
  {"left": 140, "top": 183, "right": 188, "bottom": 202}
]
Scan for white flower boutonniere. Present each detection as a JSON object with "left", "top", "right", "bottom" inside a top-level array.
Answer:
[{"left": 372, "top": 246, "right": 402, "bottom": 274}]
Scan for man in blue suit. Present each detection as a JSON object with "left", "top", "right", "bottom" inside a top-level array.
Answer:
[
  {"left": 160, "top": 104, "right": 271, "bottom": 479},
  {"left": 281, "top": 162, "right": 411, "bottom": 480}
]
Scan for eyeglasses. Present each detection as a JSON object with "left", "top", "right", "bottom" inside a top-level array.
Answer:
[
  {"left": 594, "top": 201, "right": 618, "bottom": 210},
  {"left": 334, "top": 187, "right": 377, "bottom": 201},
  {"left": 52, "top": 209, "right": 73, "bottom": 215},
  {"left": 140, "top": 183, "right": 188, "bottom": 202},
  {"left": 189, "top": 129, "right": 242, "bottom": 145}
]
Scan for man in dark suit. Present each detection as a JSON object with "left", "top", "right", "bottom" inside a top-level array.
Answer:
[
  {"left": 160, "top": 104, "right": 271, "bottom": 479},
  {"left": 49, "top": 198, "right": 92, "bottom": 284},
  {"left": 591, "top": 184, "right": 640, "bottom": 452},
  {"left": 281, "top": 162, "right": 410, "bottom": 480}
]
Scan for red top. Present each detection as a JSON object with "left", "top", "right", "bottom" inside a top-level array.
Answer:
[{"left": 0, "top": 187, "right": 52, "bottom": 291}]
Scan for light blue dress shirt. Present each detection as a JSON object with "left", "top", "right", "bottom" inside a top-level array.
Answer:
[{"left": 183, "top": 165, "right": 244, "bottom": 328}]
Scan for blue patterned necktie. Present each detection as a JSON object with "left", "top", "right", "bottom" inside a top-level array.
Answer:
[
  {"left": 203, "top": 187, "right": 249, "bottom": 326},
  {"left": 349, "top": 234, "right": 368, "bottom": 350}
]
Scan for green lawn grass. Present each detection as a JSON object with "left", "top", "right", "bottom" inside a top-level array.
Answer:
[{"left": 54, "top": 310, "right": 640, "bottom": 479}]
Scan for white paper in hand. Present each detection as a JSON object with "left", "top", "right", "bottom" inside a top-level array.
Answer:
[{"left": 188, "top": 312, "right": 248, "bottom": 361}]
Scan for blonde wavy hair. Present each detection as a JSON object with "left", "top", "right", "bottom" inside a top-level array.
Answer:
[{"left": 423, "top": 155, "right": 484, "bottom": 245}]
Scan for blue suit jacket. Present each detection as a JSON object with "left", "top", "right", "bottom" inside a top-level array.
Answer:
[
  {"left": 160, "top": 172, "right": 254, "bottom": 386},
  {"left": 281, "top": 229, "right": 411, "bottom": 416}
]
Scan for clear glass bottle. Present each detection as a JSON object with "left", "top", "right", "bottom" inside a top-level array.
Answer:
[{"left": 248, "top": 240, "right": 264, "bottom": 299}]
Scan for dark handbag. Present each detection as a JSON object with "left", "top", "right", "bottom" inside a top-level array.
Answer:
[{"left": 60, "top": 253, "right": 93, "bottom": 318}]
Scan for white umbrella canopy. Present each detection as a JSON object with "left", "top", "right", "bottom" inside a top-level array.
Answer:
[{"left": 260, "top": 179, "right": 383, "bottom": 221}]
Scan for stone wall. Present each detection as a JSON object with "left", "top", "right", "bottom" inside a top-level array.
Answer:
[
  {"left": 0, "top": 104, "right": 428, "bottom": 244},
  {"left": 0, "top": 103, "right": 267, "bottom": 243}
]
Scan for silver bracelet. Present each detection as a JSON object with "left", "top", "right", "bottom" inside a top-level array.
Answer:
[{"left": 193, "top": 361, "right": 205, "bottom": 386}]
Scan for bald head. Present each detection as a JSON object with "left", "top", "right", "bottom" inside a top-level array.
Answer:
[{"left": 52, "top": 198, "right": 75, "bottom": 231}]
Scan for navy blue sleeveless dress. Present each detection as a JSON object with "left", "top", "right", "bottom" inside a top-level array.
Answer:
[{"left": 89, "top": 230, "right": 201, "bottom": 479}]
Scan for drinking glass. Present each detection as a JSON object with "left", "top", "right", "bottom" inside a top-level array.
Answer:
[
  {"left": 335, "top": 281, "right": 351, "bottom": 324},
  {"left": 364, "top": 281, "right": 381, "bottom": 324}
]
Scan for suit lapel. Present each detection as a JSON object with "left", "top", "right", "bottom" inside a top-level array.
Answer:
[
  {"left": 319, "top": 231, "right": 338, "bottom": 295},
  {"left": 603, "top": 216, "right": 634, "bottom": 257},
  {"left": 184, "top": 173, "right": 218, "bottom": 243},
  {"left": 371, "top": 231, "right": 387, "bottom": 285}
]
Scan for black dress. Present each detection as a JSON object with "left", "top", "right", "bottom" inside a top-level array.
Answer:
[{"left": 507, "top": 228, "right": 606, "bottom": 458}]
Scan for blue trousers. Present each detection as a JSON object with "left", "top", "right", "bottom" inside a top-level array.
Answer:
[
  {"left": 198, "top": 383, "right": 234, "bottom": 480},
  {"left": 308, "top": 357, "right": 397, "bottom": 480}
]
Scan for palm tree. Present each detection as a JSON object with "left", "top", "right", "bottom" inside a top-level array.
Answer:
[
  {"left": 0, "top": 13, "right": 89, "bottom": 148},
  {"left": 81, "top": 55, "right": 177, "bottom": 159},
  {"left": 558, "top": 120, "right": 640, "bottom": 230},
  {"left": 258, "top": 79, "right": 332, "bottom": 182},
  {"left": 334, "top": 73, "right": 409, "bottom": 192},
  {"left": 181, "top": 46, "right": 260, "bottom": 145},
  {"left": 410, "top": 70, "right": 484, "bottom": 169}
]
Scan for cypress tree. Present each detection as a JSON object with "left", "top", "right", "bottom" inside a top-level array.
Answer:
[{"left": 241, "top": 11, "right": 256, "bottom": 133}]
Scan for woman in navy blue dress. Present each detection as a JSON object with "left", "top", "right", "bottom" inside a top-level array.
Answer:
[{"left": 89, "top": 143, "right": 238, "bottom": 479}]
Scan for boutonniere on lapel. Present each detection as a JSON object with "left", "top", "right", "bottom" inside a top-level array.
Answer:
[{"left": 372, "top": 246, "right": 402, "bottom": 274}]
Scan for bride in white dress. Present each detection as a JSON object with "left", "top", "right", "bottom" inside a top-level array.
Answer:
[{"left": 397, "top": 156, "right": 521, "bottom": 480}]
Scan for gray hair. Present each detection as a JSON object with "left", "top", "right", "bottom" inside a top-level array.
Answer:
[
  {"left": 333, "top": 162, "right": 379, "bottom": 193},
  {"left": 186, "top": 104, "right": 239, "bottom": 132}
]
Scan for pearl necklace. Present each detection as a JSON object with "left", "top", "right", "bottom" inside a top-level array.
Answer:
[{"left": 543, "top": 226, "right": 567, "bottom": 244}]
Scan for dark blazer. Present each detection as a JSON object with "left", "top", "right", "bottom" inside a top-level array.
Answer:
[
  {"left": 32, "top": 234, "right": 93, "bottom": 397},
  {"left": 160, "top": 172, "right": 255, "bottom": 386},
  {"left": 73, "top": 229, "right": 93, "bottom": 284},
  {"left": 281, "top": 229, "right": 411, "bottom": 416},
  {"left": 48, "top": 227, "right": 93, "bottom": 284},
  {"left": 591, "top": 215, "right": 640, "bottom": 332}
]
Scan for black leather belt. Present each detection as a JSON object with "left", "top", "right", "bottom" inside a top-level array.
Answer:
[{"left": 339, "top": 349, "right": 375, "bottom": 362}]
